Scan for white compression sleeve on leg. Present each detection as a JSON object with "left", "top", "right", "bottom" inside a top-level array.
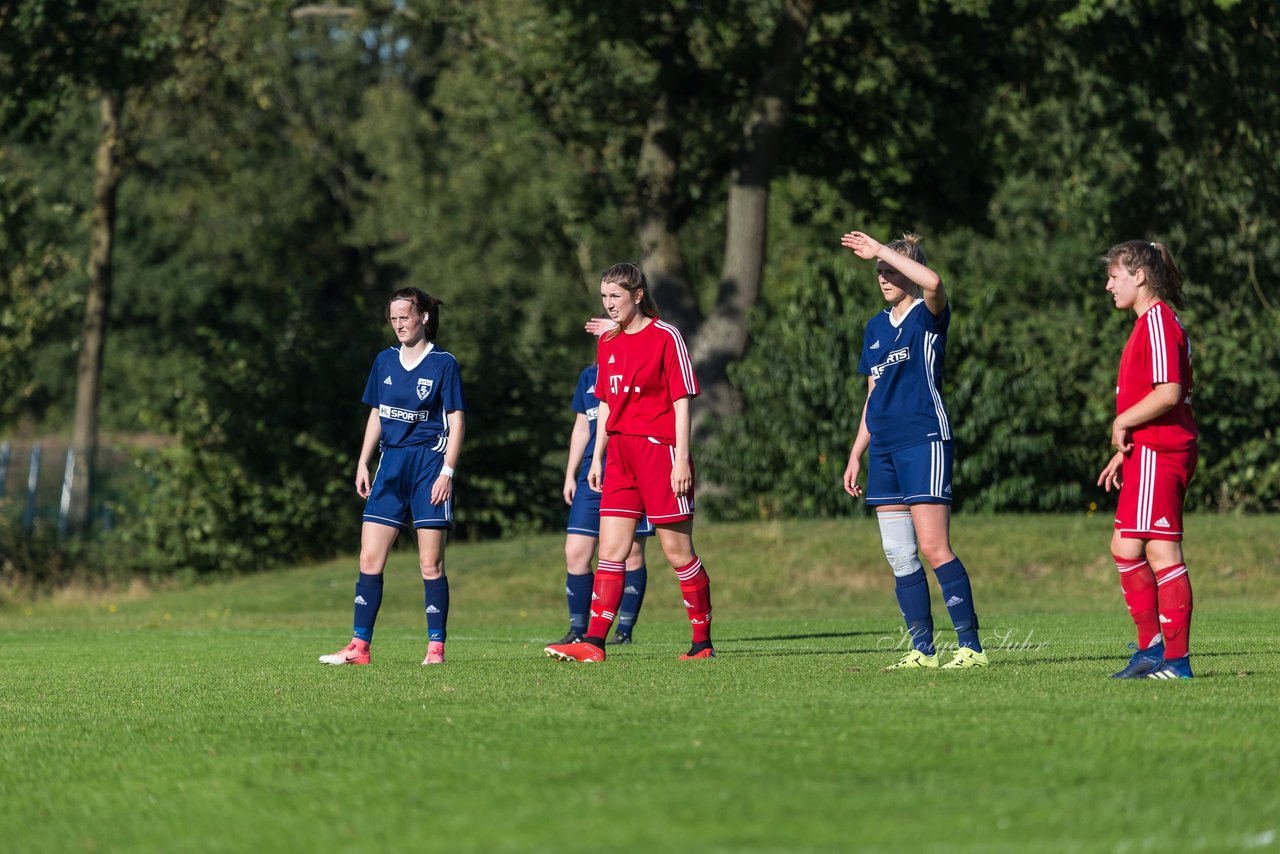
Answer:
[{"left": 876, "top": 510, "right": 924, "bottom": 578}]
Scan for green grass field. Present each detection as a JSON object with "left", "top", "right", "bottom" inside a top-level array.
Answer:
[{"left": 3, "top": 515, "right": 1279, "bottom": 852}]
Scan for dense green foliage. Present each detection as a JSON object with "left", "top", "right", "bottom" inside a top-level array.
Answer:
[{"left": 2, "top": 1, "right": 1277, "bottom": 579}]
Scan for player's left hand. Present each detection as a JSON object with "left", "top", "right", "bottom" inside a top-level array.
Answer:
[
  {"left": 1109, "top": 418, "right": 1132, "bottom": 453},
  {"left": 431, "top": 472, "right": 453, "bottom": 505},
  {"left": 841, "top": 230, "right": 882, "bottom": 261},
  {"left": 671, "top": 457, "right": 693, "bottom": 497}
]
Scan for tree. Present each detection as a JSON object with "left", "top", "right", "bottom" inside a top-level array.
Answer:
[{"left": 1, "top": 0, "right": 222, "bottom": 534}]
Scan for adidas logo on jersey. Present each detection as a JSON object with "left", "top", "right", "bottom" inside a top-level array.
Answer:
[
  {"left": 608, "top": 355, "right": 616, "bottom": 364},
  {"left": 945, "top": 595, "right": 964, "bottom": 607},
  {"left": 354, "top": 595, "right": 368, "bottom": 605},
  {"left": 383, "top": 376, "right": 392, "bottom": 385},
  {"left": 1154, "top": 517, "right": 1171, "bottom": 528},
  {"left": 426, "top": 605, "right": 441, "bottom": 614},
  {"left": 870, "top": 340, "right": 881, "bottom": 349}
]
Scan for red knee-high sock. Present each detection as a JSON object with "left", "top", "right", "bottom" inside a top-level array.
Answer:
[
  {"left": 585, "top": 559, "right": 626, "bottom": 640},
  {"left": 674, "top": 556, "right": 713, "bottom": 644},
  {"left": 1154, "top": 562, "right": 1193, "bottom": 659},
  {"left": 1115, "top": 554, "right": 1160, "bottom": 649}
]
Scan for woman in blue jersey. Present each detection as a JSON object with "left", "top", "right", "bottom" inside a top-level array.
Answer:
[
  {"left": 840, "top": 231, "right": 987, "bottom": 670},
  {"left": 554, "top": 360, "right": 653, "bottom": 646},
  {"left": 320, "top": 287, "right": 466, "bottom": 667}
]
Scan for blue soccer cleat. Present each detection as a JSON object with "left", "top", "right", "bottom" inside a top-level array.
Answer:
[
  {"left": 1146, "top": 655, "right": 1193, "bottom": 680},
  {"left": 1111, "top": 641, "right": 1164, "bottom": 679}
]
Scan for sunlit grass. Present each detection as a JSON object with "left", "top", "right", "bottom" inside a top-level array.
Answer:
[{"left": 1, "top": 515, "right": 1277, "bottom": 851}]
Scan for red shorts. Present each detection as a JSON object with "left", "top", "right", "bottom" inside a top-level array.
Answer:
[
  {"left": 600, "top": 434, "right": 694, "bottom": 524},
  {"left": 1115, "top": 444, "right": 1197, "bottom": 541}
]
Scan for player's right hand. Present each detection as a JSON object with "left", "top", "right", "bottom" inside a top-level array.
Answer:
[
  {"left": 584, "top": 316, "right": 618, "bottom": 337},
  {"left": 563, "top": 476, "right": 576, "bottom": 505},
  {"left": 841, "top": 230, "right": 882, "bottom": 261},
  {"left": 588, "top": 460, "right": 604, "bottom": 492},
  {"left": 843, "top": 457, "right": 863, "bottom": 498},
  {"left": 356, "top": 464, "right": 371, "bottom": 498},
  {"left": 1097, "top": 451, "right": 1124, "bottom": 492}
]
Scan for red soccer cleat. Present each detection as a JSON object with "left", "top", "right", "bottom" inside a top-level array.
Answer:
[
  {"left": 319, "top": 639, "right": 371, "bottom": 666},
  {"left": 679, "top": 645, "right": 716, "bottom": 660},
  {"left": 422, "top": 641, "right": 445, "bottom": 665},
  {"left": 544, "top": 641, "right": 606, "bottom": 662}
]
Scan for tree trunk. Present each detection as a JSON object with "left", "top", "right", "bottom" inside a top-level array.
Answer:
[
  {"left": 635, "top": 106, "right": 701, "bottom": 334},
  {"left": 690, "top": 0, "right": 816, "bottom": 439},
  {"left": 68, "top": 91, "right": 124, "bottom": 536}
]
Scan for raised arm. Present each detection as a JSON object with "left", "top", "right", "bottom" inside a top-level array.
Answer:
[{"left": 842, "top": 230, "right": 947, "bottom": 314}]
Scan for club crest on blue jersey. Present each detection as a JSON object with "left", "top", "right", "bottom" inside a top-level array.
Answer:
[{"left": 417, "top": 378, "right": 433, "bottom": 400}]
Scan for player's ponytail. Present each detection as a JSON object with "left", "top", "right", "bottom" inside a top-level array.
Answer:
[
  {"left": 388, "top": 287, "right": 443, "bottom": 341},
  {"left": 1102, "top": 240, "right": 1187, "bottom": 310},
  {"left": 600, "top": 262, "right": 660, "bottom": 340}
]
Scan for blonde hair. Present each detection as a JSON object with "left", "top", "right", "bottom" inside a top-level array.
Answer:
[{"left": 886, "top": 232, "right": 926, "bottom": 265}]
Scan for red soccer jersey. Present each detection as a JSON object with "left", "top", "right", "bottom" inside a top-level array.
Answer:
[
  {"left": 1116, "top": 301, "right": 1198, "bottom": 451},
  {"left": 596, "top": 319, "right": 699, "bottom": 444}
]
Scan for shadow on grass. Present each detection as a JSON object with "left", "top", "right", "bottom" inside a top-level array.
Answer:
[{"left": 724, "top": 630, "right": 895, "bottom": 642}]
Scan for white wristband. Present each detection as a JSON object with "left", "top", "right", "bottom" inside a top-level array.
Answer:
[{"left": 440, "top": 465, "right": 455, "bottom": 478}]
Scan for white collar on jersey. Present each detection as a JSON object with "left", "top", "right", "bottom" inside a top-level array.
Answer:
[
  {"left": 398, "top": 341, "right": 434, "bottom": 371},
  {"left": 888, "top": 299, "right": 924, "bottom": 328}
]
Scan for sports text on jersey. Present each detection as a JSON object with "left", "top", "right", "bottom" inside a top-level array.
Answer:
[
  {"left": 870, "top": 347, "right": 910, "bottom": 379},
  {"left": 379, "top": 404, "right": 436, "bottom": 423}
]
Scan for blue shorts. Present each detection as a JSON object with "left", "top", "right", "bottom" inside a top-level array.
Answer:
[
  {"left": 865, "top": 441, "right": 953, "bottom": 506},
  {"left": 567, "top": 474, "right": 654, "bottom": 538},
  {"left": 364, "top": 445, "right": 453, "bottom": 530}
]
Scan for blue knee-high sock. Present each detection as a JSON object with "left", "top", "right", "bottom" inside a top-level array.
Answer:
[
  {"left": 424, "top": 576, "right": 450, "bottom": 643},
  {"left": 353, "top": 572, "right": 384, "bottom": 643},
  {"left": 616, "top": 565, "right": 648, "bottom": 635},
  {"left": 566, "top": 571, "right": 594, "bottom": 634},
  {"left": 934, "top": 557, "right": 981, "bottom": 651},
  {"left": 894, "top": 569, "right": 935, "bottom": 655}
]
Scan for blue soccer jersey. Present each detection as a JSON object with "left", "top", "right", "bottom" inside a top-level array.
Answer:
[
  {"left": 571, "top": 365, "right": 602, "bottom": 480},
  {"left": 858, "top": 300, "right": 952, "bottom": 452},
  {"left": 362, "top": 344, "right": 466, "bottom": 450}
]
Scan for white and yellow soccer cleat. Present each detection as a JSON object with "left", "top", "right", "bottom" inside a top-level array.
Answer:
[
  {"left": 940, "top": 647, "right": 990, "bottom": 669},
  {"left": 881, "top": 649, "right": 940, "bottom": 671}
]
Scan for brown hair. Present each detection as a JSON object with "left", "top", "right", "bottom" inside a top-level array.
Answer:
[
  {"left": 387, "top": 287, "right": 442, "bottom": 341},
  {"left": 600, "top": 262, "right": 659, "bottom": 339},
  {"left": 1102, "top": 240, "right": 1187, "bottom": 310}
]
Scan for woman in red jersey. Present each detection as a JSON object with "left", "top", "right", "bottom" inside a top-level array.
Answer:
[
  {"left": 1097, "top": 240, "right": 1198, "bottom": 680},
  {"left": 544, "top": 262, "right": 714, "bottom": 662}
]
